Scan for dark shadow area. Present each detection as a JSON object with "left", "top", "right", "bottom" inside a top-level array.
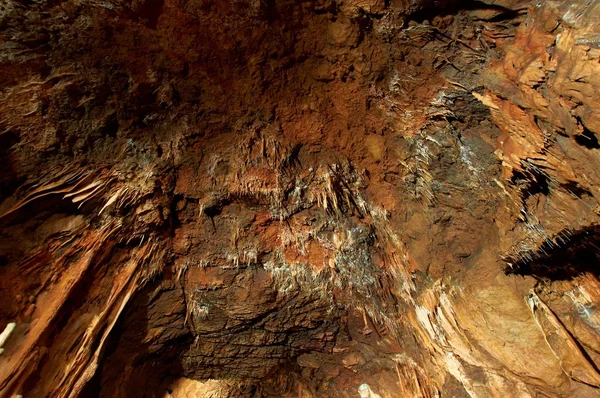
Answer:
[
  {"left": 0, "top": 129, "right": 22, "bottom": 204},
  {"left": 506, "top": 225, "right": 600, "bottom": 280},
  {"left": 409, "top": 0, "right": 525, "bottom": 22},
  {"left": 510, "top": 168, "right": 550, "bottom": 200},
  {"left": 83, "top": 279, "right": 192, "bottom": 398},
  {"left": 575, "top": 127, "right": 600, "bottom": 149}
]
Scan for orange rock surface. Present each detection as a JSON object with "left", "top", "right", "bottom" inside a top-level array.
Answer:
[{"left": 2, "top": 0, "right": 600, "bottom": 396}]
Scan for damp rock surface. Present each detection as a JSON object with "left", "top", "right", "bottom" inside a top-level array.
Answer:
[{"left": 2, "top": 0, "right": 600, "bottom": 397}]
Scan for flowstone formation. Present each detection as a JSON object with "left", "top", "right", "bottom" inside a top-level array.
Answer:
[{"left": 2, "top": 0, "right": 600, "bottom": 397}]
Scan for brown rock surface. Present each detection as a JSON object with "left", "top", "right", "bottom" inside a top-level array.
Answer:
[{"left": 2, "top": 0, "right": 600, "bottom": 397}]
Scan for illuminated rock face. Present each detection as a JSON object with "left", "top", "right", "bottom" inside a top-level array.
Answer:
[{"left": 2, "top": 0, "right": 600, "bottom": 396}]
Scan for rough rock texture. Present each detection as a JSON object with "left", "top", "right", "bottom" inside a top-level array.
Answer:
[{"left": 2, "top": 0, "right": 600, "bottom": 396}]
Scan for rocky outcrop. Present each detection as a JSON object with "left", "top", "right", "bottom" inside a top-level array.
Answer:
[{"left": 1, "top": 0, "right": 600, "bottom": 396}]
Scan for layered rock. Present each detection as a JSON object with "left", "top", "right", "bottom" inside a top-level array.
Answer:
[{"left": 1, "top": 0, "right": 600, "bottom": 396}]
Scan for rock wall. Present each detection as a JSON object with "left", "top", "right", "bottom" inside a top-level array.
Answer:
[{"left": 1, "top": 0, "right": 600, "bottom": 396}]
